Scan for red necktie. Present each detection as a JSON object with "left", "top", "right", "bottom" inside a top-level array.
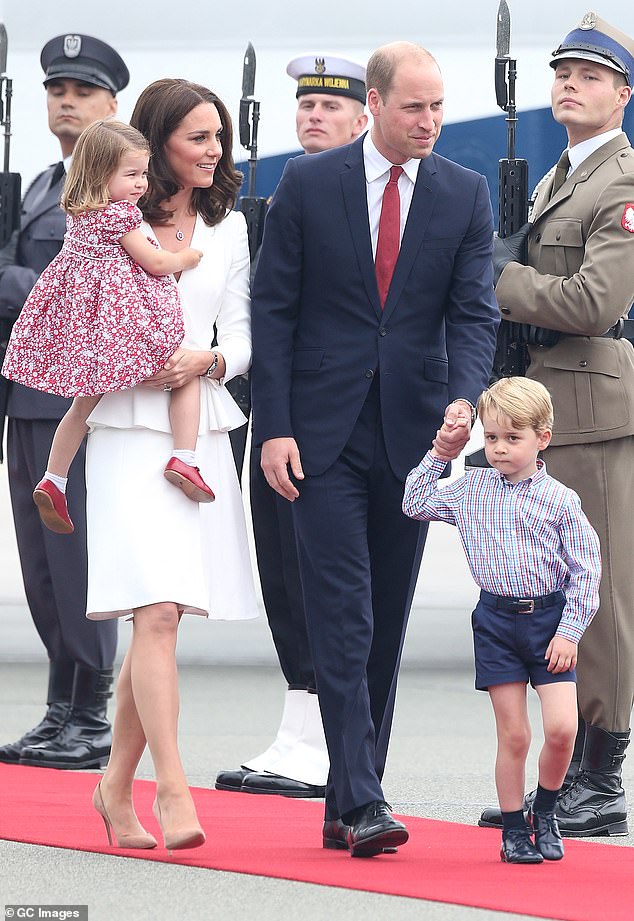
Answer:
[{"left": 375, "top": 165, "right": 403, "bottom": 308}]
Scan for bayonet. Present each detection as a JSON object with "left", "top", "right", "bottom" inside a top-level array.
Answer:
[
  {"left": 0, "top": 23, "right": 8, "bottom": 76},
  {"left": 496, "top": 0, "right": 511, "bottom": 59},
  {"left": 241, "top": 42, "right": 256, "bottom": 100},
  {"left": 495, "top": 0, "right": 511, "bottom": 112},
  {"left": 239, "top": 42, "right": 256, "bottom": 151},
  {"left": 236, "top": 42, "right": 268, "bottom": 260}
]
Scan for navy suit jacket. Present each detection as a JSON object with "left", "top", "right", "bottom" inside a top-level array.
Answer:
[{"left": 251, "top": 135, "right": 499, "bottom": 481}]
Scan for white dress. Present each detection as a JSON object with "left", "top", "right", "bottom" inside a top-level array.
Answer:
[{"left": 84, "top": 210, "right": 259, "bottom": 622}]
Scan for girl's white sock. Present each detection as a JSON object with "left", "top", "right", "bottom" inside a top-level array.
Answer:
[
  {"left": 172, "top": 449, "right": 196, "bottom": 468},
  {"left": 44, "top": 471, "right": 68, "bottom": 493}
]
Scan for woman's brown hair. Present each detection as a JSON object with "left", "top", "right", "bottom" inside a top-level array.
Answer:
[
  {"left": 130, "top": 78, "right": 243, "bottom": 227},
  {"left": 61, "top": 119, "right": 150, "bottom": 215}
]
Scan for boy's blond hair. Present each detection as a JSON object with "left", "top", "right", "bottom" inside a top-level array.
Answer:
[
  {"left": 477, "top": 377, "right": 554, "bottom": 434},
  {"left": 61, "top": 119, "right": 150, "bottom": 215}
]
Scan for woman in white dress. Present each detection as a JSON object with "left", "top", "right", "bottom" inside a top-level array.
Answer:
[{"left": 86, "top": 79, "right": 258, "bottom": 853}]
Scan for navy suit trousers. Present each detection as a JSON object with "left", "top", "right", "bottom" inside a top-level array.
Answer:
[{"left": 291, "top": 381, "right": 428, "bottom": 820}]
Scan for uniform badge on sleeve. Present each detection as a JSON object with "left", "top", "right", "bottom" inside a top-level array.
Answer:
[{"left": 622, "top": 204, "right": 634, "bottom": 233}]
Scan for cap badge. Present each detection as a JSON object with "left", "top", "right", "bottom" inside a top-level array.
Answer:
[
  {"left": 579, "top": 12, "right": 598, "bottom": 31},
  {"left": 314, "top": 57, "right": 326, "bottom": 75},
  {"left": 622, "top": 204, "right": 634, "bottom": 234},
  {"left": 63, "top": 35, "right": 82, "bottom": 58}
]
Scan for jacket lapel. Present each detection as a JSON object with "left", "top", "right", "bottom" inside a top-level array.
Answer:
[{"left": 340, "top": 137, "right": 384, "bottom": 317}]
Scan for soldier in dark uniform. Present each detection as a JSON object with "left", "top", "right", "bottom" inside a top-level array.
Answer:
[
  {"left": 0, "top": 34, "right": 129, "bottom": 769},
  {"left": 216, "top": 55, "right": 367, "bottom": 797}
]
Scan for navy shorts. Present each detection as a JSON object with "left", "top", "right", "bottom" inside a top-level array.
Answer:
[{"left": 471, "top": 590, "right": 576, "bottom": 691}]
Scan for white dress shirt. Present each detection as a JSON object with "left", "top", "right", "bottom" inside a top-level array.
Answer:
[
  {"left": 363, "top": 132, "right": 421, "bottom": 259},
  {"left": 567, "top": 127, "right": 622, "bottom": 174}
]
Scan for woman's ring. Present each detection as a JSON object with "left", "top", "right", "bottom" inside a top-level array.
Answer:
[{"left": 163, "top": 384, "right": 172, "bottom": 392}]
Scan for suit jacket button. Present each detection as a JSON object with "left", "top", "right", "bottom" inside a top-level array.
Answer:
[
  {"left": 500, "top": 307, "right": 510, "bottom": 315},
  {"left": 555, "top": 232, "right": 561, "bottom": 240},
  {"left": 535, "top": 233, "right": 541, "bottom": 242},
  {"left": 379, "top": 327, "right": 387, "bottom": 337},
  {"left": 365, "top": 369, "right": 374, "bottom": 378},
  {"left": 579, "top": 360, "right": 588, "bottom": 367}
]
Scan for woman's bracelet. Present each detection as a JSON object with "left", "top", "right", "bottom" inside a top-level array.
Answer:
[{"left": 203, "top": 352, "right": 219, "bottom": 378}]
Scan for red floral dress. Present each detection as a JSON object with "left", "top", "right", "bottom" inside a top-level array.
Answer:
[{"left": 1, "top": 200, "right": 184, "bottom": 396}]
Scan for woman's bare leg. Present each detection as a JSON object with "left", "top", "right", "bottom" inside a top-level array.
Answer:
[
  {"left": 127, "top": 603, "right": 202, "bottom": 841},
  {"left": 96, "top": 647, "right": 152, "bottom": 838}
]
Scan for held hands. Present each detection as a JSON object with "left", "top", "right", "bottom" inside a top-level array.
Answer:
[
  {"left": 431, "top": 401, "right": 473, "bottom": 461},
  {"left": 261, "top": 437, "right": 304, "bottom": 501},
  {"left": 545, "top": 636, "right": 578, "bottom": 673}
]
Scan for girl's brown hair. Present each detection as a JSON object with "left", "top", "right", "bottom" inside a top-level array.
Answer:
[
  {"left": 61, "top": 119, "right": 150, "bottom": 215},
  {"left": 130, "top": 78, "right": 243, "bottom": 228}
]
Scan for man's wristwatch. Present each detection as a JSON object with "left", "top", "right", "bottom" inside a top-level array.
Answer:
[{"left": 204, "top": 353, "right": 219, "bottom": 378}]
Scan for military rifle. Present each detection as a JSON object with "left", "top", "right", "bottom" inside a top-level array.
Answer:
[
  {"left": 490, "top": 0, "right": 529, "bottom": 381},
  {"left": 237, "top": 42, "right": 268, "bottom": 262},
  {"left": 465, "top": 0, "right": 529, "bottom": 469},
  {"left": 0, "top": 21, "right": 20, "bottom": 249}
]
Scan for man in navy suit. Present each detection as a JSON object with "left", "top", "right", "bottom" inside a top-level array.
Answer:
[{"left": 251, "top": 41, "right": 499, "bottom": 856}]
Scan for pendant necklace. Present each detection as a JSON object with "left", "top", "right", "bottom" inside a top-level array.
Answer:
[{"left": 172, "top": 205, "right": 192, "bottom": 243}]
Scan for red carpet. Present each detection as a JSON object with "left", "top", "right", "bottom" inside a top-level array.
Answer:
[{"left": 1, "top": 764, "right": 633, "bottom": 920}]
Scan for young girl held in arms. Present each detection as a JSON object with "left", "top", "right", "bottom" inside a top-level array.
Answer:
[{"left": 2, "top": 119, "right": 213, "bottom": 534}]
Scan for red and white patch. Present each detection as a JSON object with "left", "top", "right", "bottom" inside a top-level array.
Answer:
[{"left": 622, "top": 204, "right": 634, "bottom": 233}]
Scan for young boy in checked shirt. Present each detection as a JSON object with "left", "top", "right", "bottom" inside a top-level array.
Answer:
[{"left": 403, "top": 377, "right": 601, "bottom": 865}]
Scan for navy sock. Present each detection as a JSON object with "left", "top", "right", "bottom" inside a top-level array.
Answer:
[
  {"left": 502, "top": 809, "right": 526, "bottom": 831},
  {"left": 533, "top": 783, "right": 559, "bottom": 814}
]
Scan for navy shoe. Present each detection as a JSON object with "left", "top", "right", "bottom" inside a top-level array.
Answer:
[
  {"left": 500, "top": 827, "right": 544, "bottom": 864},
  {"left": 529, "top": 808, "right": 564, "bottom": 860}
]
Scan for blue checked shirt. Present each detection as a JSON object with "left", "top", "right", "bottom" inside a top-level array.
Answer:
[{"left": 403, "top": 454, "right": 601, "bottom": 644}]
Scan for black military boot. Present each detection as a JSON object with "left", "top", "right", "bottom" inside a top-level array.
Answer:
[
  {"left": 0, "top": 659, "right": 73, "bottom": 763},
  {"left": 556, "top": 725, "right": 630, "bottom": 837},
  {"left": 478, "top": 719, "right": 586, "bottom": 829},
  {"left": 20, "top": 666, "right": 113, "bottom": 770}
]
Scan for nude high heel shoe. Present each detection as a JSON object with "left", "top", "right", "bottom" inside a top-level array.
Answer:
[
  {"left": 93, "top": 781, "right": 158, "bottom": 849},
  {"left": 152, "top": 796, "right": 206, "bottom": 855}
]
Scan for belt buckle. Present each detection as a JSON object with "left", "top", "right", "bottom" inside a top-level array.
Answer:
[{"left": 517, "top": 599, "right": 534, "bottom": 614}]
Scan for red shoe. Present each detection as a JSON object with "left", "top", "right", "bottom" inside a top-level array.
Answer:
[
  {"left": 32, "top": 479, "right": 74, "bottom": 534},
  {"left": 164, "top": 457, "right": 215, "bottom": 503}
]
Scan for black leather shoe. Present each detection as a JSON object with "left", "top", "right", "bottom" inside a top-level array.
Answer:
[
  {"left": 556, "top": 773, "right": 629, "bottom": 836},
  {"left": 20, "top": 714, "right": 111, "bottom": 769},
  {"left": 214, "top": 767, "right": 252, "bottom": 791},
  {"left": 529, "top": 808, "right": 564, "bottom": 860},
  {"left": 323, "top": 818, "right": 398, "bottom": 853},
  {"left": 241, "top": 772, "right": 326, "bottom": 798},
  {"left": 347, "top": 801, "right": 408, "bottom": 857},
  {"left": 479, "top": 791, "right": 533, "bottom": 829},
  {"left": 0, "top": 703, "right": 70, "bottom": 764},
  {"left": 19, "top": 666, "right": 112, "bottom": 770},
  {"left": 500, "top": 827, "right": 544, "bottom": 864},
  {"left": 323, "top": 818, "right": 350, "bottom": 850}
]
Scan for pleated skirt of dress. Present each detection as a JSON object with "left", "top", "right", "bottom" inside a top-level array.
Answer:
[{"left": 85, "top": 425, "right": 259, "bottom": 622}]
